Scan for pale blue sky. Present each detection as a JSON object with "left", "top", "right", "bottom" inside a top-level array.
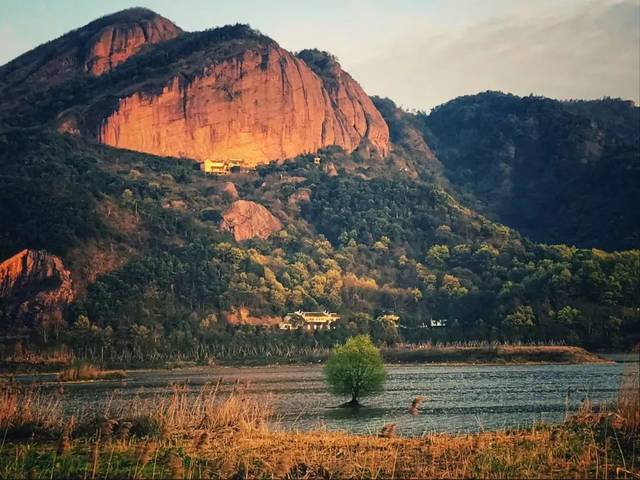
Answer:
[{"left": 1, "top": 0, "right": 638, "bottom": 109}]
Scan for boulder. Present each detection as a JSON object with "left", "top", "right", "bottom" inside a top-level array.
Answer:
[{"left": 220, "top": 200, "right": 283, "bottom": 241}]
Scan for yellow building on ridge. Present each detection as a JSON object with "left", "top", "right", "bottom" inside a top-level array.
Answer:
[{"left": 201, "top": 159, "right": 246, "bottom": 175}]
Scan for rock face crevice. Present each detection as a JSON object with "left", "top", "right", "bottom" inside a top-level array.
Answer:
[
  {"left": 98, "top": 45, "right": 389, "bottom": 166},
  {"left": 0, "top": 249, "right": 74, "bottom": 326},
  {"left": 220, "top": 200, "right": 283, "bottom": 241}
]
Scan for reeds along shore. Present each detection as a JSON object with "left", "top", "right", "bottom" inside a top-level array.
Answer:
[
  {"left": 382, "top": 342, "right": 609, "bottom": 364},
  {"left": 0, "top": 370, "right": 638, "bottom": 479},
  {"left": 2, "top": 342, "right": 609, "bottom": 370}
]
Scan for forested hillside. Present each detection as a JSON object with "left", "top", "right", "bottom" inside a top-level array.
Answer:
[
  {"left": 1, "top": 129, "right": 638, "bottom": 365},
  {"left": 415, "top": 92, "right": 640, "bottom": 251}
]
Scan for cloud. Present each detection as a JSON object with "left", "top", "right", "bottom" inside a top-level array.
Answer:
[{"left": 349, "top": 0, "right": 640, "bottom": 110}]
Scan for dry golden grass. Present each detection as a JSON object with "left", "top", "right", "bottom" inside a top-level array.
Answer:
[
  {"left": 0, "top": 373, "right": 637, "bottom": 478},
  {"left": 2, "top": 347, "right": 73, "bottom": 367},
  {"left": 0, "top": 382, "right": 64, "bottom": 437},
  {"left": 2, "top": 422, "right": 633, "bottom": 480},
  {"left": 571, "top": 363, "right": 639, "bottom": 437},
  {"left": 616, "top": 364, "right": 640, "bottom": 432},
  {"left": 56, "top": 363, "right": 127, "bottom": 382},
  {"left": 172, "top": 420, "right": 636, "bottom": 479},
  {"left": 137, "top": 381, "right": 271, "bottom": 438}
]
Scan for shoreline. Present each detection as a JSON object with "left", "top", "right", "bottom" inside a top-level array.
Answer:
[
  {"left": 1, "top": 361, "right": 636, "bottom": 478},
  {"left": 0, "top": 345, "right": 619, "bottom": 375}
]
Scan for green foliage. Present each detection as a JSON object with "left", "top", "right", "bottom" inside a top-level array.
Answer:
[
  {"left": 324, "top": 335, "right": 386, "bottom": 403},
  {"left": 419, "top": 91, "right": 640, "bottom": 251},
  {"left": 0, "top": 131, "right": 108, "bottom": 258},
  {"left": 502, "top": 306, "right": 536, "bottom": 340},
  {"left": 296, "top": 49, "right": 341, "bottom": 91},
  {"left": 0, "top": 129, "right": 638, "bottom": 362},
  {"left": 301, "top": 176, "right": 482, "bottom": 249}
]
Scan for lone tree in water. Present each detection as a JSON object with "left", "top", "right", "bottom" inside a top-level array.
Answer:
[{"left": 325, "top": 335, "right": 386, "bottom": 407}]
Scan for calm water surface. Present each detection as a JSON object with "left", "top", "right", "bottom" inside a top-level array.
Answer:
[{"left": 19, "top": 355, "right": 636, "bottom": 436}]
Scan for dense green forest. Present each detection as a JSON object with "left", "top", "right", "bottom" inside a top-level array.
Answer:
[
  {"left": 413, "top": 92, "right": 640, "bottom": 251},
  {"left": 1, "top": 127, "right": 638, "bottom": 365}
]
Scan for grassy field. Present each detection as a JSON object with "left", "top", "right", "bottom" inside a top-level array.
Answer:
[{"left": 0, "top": 368, "right": 637, "bottom": 479}]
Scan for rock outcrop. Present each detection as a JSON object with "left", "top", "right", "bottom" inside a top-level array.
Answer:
[
  {"left": 84, "top": 12, "right": 181, "bottom": 76},
  {"left": 0, "top": 249, "right": 74, "bottom": 326},
  {"left": 323, "top": 161, "right": 339, "bottom": 177},
  {"left": 221, "top": 182, "right": 240, "bottom": 200},
  {"left": 220, "top": 200, "right": 283, "bottom": 241},
  {"left": 98, "top": 43, "right": 389, "bottom": 166},
  {"left": 288, "top": 188, "right": 311, "bottom": 207},
  {"left": 0, "top": 8, "right": 181, "bottom": 91}
]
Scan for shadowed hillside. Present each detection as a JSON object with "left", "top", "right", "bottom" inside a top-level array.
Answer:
[{"left": 416, "top": 92, "right": 640, "bottom": 250}]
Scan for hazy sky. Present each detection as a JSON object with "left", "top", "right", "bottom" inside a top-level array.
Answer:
[{"left": 1, "top": 0, "right": 638, "bottom": 110}]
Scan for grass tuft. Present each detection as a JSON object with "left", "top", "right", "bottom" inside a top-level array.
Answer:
[
  {"left": 56, "top": 363, "right": 127, "bottom": 382},
  {"left": 0, "top": 381, "right": 64, "bottom": 439}
]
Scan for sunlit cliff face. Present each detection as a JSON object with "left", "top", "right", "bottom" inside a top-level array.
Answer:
[
  {"left": 84, "top": 15, "right": 181, "bottom": 76},
  {"left": 1, "top": 8, "right": 389, "bottom": 166},
  {"left": 98, "top": 45, "right": 389, "bottom": 166},
  {"left": 0, "top": 249, "right": 74, "bottom": 325}
]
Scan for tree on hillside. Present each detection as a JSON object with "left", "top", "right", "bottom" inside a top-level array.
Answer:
[
  {"left": 502, "top": 305, "right": 536, "bottom": 341},
  {"left": 324, "top": 335, "right": 386, "bottom": 407}
]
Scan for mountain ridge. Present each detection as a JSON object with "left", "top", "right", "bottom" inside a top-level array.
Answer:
[
  {"left": 0, "top": 8, "right": 182, "bottom": 92},
  {"left": 0, "top": 9, "right": 390, "bottom": 166},
  {"left": 414, "top": 91, "right": 640, "bottom": 250}
]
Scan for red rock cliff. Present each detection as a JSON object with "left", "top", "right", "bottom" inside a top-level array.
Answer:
[
  {"left": 98, "top": 45, "right": 389, "bottom": 166},
  {"left": 0, "top": 249, "right": 74, "bottom": 325},
  {"left": 84, "top": 13, "right": 181, "bottom": 76}
]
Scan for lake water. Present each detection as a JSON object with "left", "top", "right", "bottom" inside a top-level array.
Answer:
[{"left": 17, "top": 355, "right": 637, "bottom": 436}]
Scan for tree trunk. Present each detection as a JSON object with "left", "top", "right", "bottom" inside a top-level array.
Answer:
[{"left": 340, "top": 394, "right": 361, "bottom": 408}]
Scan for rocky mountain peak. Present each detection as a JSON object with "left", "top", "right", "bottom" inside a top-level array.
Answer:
[
  {"left": 0, "top": 8, "right": 181, "bottom": 91},
  {"left": 83, "top": 9, "right": 182, "bottom": 76}
]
